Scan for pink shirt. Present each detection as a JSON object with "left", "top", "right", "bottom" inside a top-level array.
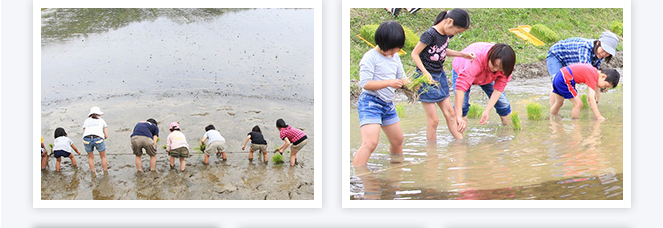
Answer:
[
  {"left": 452, "top": 42, "right": 511, "bottom": 92},
  {"left": 279, "top": 126, "right": 307, "bottom": 144},
  {"left": 166, "top": 130, "right": 189, "bottom": 151}
]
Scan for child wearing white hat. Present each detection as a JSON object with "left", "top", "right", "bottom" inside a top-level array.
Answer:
[{"left": 82, "top": 106, "right": 109, "bottom": 173}]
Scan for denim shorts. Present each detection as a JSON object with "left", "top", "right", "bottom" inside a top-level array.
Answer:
[
  {"left": 83, "top": 135, "right": 106, "bottom": 153},
  {"left": 415, "top": 70, "right": 450, "bottom": 103},
  {"left": 546, "top": 55, "right": 564, "bottom": 81},
  {"left": 357, "top": 93, "right": 399, "bottom": 127},
  {"left": 451, "top": 70, "right": 512, "bottom": 117}
]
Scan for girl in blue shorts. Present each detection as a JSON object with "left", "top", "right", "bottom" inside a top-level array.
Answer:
[
  {"left": 410, "top": 8, "right": 475, "bottom": 141},
  {"left": 354, "top": 21, "right": 411, "bottom": 166}
]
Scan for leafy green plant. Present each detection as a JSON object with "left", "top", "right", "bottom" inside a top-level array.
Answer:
[
  {"left": 530, "top": 24, "right": 560, "bottom": 43},
  {"left": 467, "top": 103, "right": 485, "bottom": 119},
  {"left": 194, "top": 144, "right": 206, "bottom": 154},
  {"left": 526, "top": 102, "right": 544, "bottom": 120},
  {"left": 407, "top": 73, "right": 435, "bottom": 91},
  {"left": 395, "top": 103, "right": 406, "bottom": 117},
  {"left": 581, "top": 94, "right": 589, "bottom": 109},
  {"left": 511, "top": 111, "right": 522, "bottom": 131}
]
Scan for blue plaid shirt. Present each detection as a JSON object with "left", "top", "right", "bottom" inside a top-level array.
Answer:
[{"left": 547, "top": 37, "right": 602, "bottom": 69}]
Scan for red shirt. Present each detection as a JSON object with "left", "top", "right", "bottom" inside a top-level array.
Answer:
[
  {"left": 452, "top": 42, "right": 511, "bottom": 92},
  {"left": 562, "top": 63, "right": 599, "bottom": 91}
]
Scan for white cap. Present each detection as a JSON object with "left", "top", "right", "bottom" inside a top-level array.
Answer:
[
  {"left": 599, "top": 31, "right": 619, "bottom": 57},
  {"left": 88, "top": 106, "right": 103, "bottom": 116}
]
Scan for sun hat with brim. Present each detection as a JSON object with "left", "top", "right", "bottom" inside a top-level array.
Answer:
[
  {"left": 599, "top": 31, "right": 619, "bottom": 57},
  {"left": 169, "top": 122, "right": 180, "bottom": 130},
  {"left": 88, "top": 106, "right": 103, "bottom": 116}
]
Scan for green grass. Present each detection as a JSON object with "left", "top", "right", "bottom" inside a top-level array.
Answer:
[
  {"left": 395, "top": 103, "right": 406, "bottom": 117},
  {"left": 511, "top": 111, "right": 522, "bottom": 131},
  {"left": 530, "top": 24, "right": 560, "bottom": 43},
  {"left": 610, "top": 21, "right": 623, "bottom": 37},
  {"left": 350, "top": 8, "right": 623, "bottom": 82},
  {"left": 467, "top": 103, "right": 484, "bottom": 119},
  {"left": 581, "top": 94, "right": 589, "bottom": 109},
  {"left": 525, "top": 102, "right": 544, "bottom": 120}
]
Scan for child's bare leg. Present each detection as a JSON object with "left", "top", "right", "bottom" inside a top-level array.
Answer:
[
  {"left": 70, "top": 154, "right": 78, "bottom": 168},
  {"left": 248, "top": 148, "right": 254, "bottom": 161},
  {"left": 569, "top": 96, "right": 582, "bottom": 119},
  {"left": 56, "top": 157, "right": 62, "bottom": 172},
  {"left": 353, "top": 124, "right": 381, "bottom": 166},
  {"left": 170, "top": 156, "right": 175, "bottom": 168},
  {"left": 87, "top": 152, "right": 96, "bottom": 173},
  {"left": 221, "top": 151, "right": 227, "bottom": 161},
  {"left": 99, "top": 151, "right": 108, "bottom": 172},
  {"left": 549, "top": 93, "right": 565, "bottom": 116},
  {"left": 500, "top": 115, "right": 510, "bottom": 126},
  {"left": 262, "top": 150, "right": 268, "bottom": 163},
  {"left": 422, "top": 102, "right": 440, "bottom": 142},
  {"left": 149, "top": 155, "right": 157, "bottom": 171},
  {"left": 180, "top": 157, "right": 186, "bottom": 171},
  {"left": 382, "top": 121, "right": 404, "bottom": 163},
  {"left": 41, "top": 154, "right": 48, "bottom": 170},
  {"left": 290, "top": 147, "right": 298, "bottom": 166},
  {"left": 204, "top": 154, "right": 210, "bottom": 164},
  {"left": 135, "top": 156, "right": 143, "bottom": 172},
  {"left": 438, "top": 98, "right": 463, "bottom": 139}
]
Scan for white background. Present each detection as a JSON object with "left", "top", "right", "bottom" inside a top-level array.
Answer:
[{"left": 2, "top": 0, "right": 662, "bottom": 227}]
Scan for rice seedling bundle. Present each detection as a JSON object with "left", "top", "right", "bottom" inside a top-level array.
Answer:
[
  {"left": 395, "top": 103, "right": 406, "bottom": 117},
  {"left": 526, "top": 102, "right": 544, "bottom": 120},
  {"left": 511, "top": 111, "right": 522, "bottom": 131},
  {"left": 272, "top": 152, "right": 284, "bottom": 164},
  {"left": 467, "top": 103, "right": 484, "bottom": 119},
  {"left": 581, "top": 94, "right": 589, "bottom": 109},
  {"left": 530, "top": 24, "right": 560, "bottom": 43}
]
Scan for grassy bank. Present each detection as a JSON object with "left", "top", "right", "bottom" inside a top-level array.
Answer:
[{"left": 350, "top": 8, "right": 623, "bottom": 82}]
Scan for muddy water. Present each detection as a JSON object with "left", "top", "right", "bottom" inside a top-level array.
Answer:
[
  {"left": 350, "top": 77, "right": 624, "bottom": 200},
  {"left": 40, "top": 8, "right": 314, "bottom": 200}
]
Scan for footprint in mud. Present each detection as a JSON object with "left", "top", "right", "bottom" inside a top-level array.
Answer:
[
  {"left": 191, "top": 112, "right": 210, "bottom": 117},
  {"left": 244, "top": 110, "right": 261, "bottom": 114},
  {"left": 116, "top": 127, "right": 131, "bottom": 132},
  {"left": 227, "top": 112, "right": 236, "bottom": 116}
]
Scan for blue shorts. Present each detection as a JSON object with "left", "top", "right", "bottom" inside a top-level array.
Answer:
[
  {"left": 357, "top": 93, "right": 399, "bottom": 127},
  {"left": 546, "top": 55, "right": 564, "bottom": 81},
  {"left": 83, "top": 135, "right": 107, "bottom": 153},
  {"left": 415, "top": 70, "right": 450, "bottom": 103},
  {"left": 53, "top": 150, "right": 71, "bottom": 158},
  {"left": 552, "top": 68, "right": 577, "bottom": 99}
]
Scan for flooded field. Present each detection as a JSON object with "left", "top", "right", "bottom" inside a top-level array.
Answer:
[
  {"left": 40, "top": 8, "right": 314, "bottom": 200},
  {"left": 349, "top": 76, "right": 624, "bottom": 200}
]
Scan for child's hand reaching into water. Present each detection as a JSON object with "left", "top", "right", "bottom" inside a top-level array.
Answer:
[{"left": 479, "top": 110, "right": 490, "bottom": 125}]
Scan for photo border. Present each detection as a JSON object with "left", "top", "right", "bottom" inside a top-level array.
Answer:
[
  {"left": 33, "top": 0, "right": 322, "bottom": 208},
  {"left": 342, "top": 0, "right": 631, "bottom": 208}
]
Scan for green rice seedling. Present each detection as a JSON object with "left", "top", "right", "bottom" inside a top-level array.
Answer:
[
  {"left": 272, "top": 152, "right": 284, "bottom": 164},
  {"left": 525, "top": 102, "right": 544, "bottom": 120},
  {"left": 49, "top": 144, "right": 53, "bottom": 149},
  {"left": 530, "top": 24, "right": 560, "bottom": 43},
  {"left": 581, "top": 94, "right": 589, "bottom": 109},
  {"left": 395, "top": 103, "right": 406, "bottom": 117},
  {"left": 194, "top": 144, "right": 206, "bottom": 154},
  {"left": 511, "top": 111, "right": 522, "bottom": 131},
  {"left": 407, "top": 73, "right": 435, "bottom": 91},
  {"left": 162, "top": 145, "right": 167, "bottom": 150},
  {"left": 467, "top": 103, "right": 484, "bottom": 119}
]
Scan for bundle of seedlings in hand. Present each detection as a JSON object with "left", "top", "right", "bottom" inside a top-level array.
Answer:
[
  {"left": 581, "top": 94, "right": 589, "bottom": 109},
  {"left": 272, "top": 149, "right": 284, "bottom": 164},
  {"left": 467, "top": 103, "right": 484, "bottom": 119},
  {"left": 194, "top": 144, "right": 206, "bottom": 154},
  {"left": 526, "top": 102, "right": 544, "bottom": 120},
  {"left": 511, "top": 111, "right": 522, "bottom": 131}
]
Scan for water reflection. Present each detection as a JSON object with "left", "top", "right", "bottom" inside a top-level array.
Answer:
[
  {"left": 41, "top": 8, "right": 248, "bottom": 44},
  {"left": 350, "top": 78, "right": 623, "bottom": 200}
]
